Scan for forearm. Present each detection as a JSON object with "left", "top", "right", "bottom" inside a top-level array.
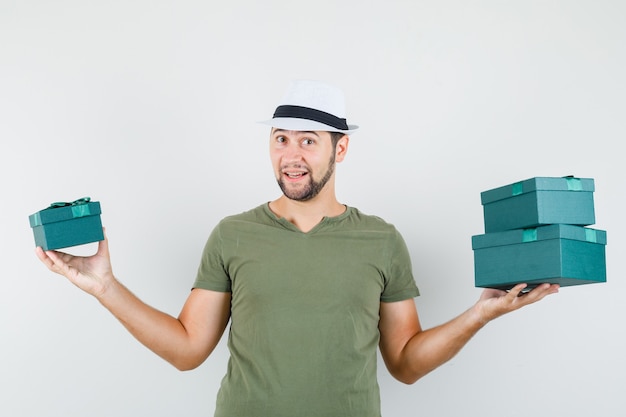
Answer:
[
  {"left": 395, "top": 304, "right": 486, "bottom": 383},
  {"left": 97, "top": 278, "right": 202, "bottom": 370},
  {"left": 37, "top": 240, "right": 229, "bottom": 370},
  {"left": 380, "top": 285, "right": 559, "bottom": 385}
]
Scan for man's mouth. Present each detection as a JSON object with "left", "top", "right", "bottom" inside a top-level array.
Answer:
[
  {"left": 281, "top": 165, "right": 309, "bottom": 180},
  {"left": 285, "top": 171, "right": 307, "bottom": 179}
]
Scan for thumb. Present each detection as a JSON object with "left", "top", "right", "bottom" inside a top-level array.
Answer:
[{"left": 96, "top": 227, "right": 110, "bottom": 258}]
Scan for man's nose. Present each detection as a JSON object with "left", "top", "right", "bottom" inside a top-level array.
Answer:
[{"left": 282, "top": 144, "right": 303, "bottom": 162}]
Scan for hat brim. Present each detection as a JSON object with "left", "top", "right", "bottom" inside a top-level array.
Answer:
[{"left": 258, "top": 118, "right": 358, "bottom": 135}]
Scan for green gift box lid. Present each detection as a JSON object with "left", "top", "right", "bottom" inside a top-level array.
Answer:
[
  {"left": 481, "top": 176, "right": 596, "bottom": 233},
  {"left": 472, "top": 224, "right": 607, "bottom": 290},
  {"left": 29, "top": 197, "right": 104, "bottom": 251}
]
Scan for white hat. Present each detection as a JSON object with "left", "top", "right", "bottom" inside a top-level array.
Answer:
[{"left": 260, "top": 80, "right": 359, "bottom": 134}]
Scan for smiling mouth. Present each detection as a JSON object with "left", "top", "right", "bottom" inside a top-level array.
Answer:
[{"left": 285, "top": 172, "right": 307, "bottom": 179}]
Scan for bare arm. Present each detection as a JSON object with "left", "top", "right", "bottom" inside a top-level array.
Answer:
[
  {"left": 97, "top": 282, "right": 231, "bottom": 370},
  {"left": 35, "top": 231, "right": 231, "bottom": 371},
  {"left": 378, "top": 283, "right": 559, "bottom": 384}
]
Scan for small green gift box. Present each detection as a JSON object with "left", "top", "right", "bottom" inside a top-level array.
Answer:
[
  {"left": 29, "top": 197, "right": 104, "bottom": 251},
  {"left": 481, "top": 176, "right": 595, "bottom": 233},
  {"left": 472, "top": 224, "right": 607, "bottom": 290}
]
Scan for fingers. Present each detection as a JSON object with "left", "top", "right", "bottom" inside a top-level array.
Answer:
[
  {"left": 96, "top": 227, "right": 110, "bottom": 258},
  {"left": 478, "top": 282, "right": 560, "bottom": 322},
  {"left": 507, "top": 283, "right": 529, "bottom": 298},
  {"left": 35, "top": 246, "right": 53, "bottom": 269},
  {"left": 35, "top": 226, "right": 109, "bottom": 272},
  {"left": 513, "top": 283, "right": 560, "bottom": 305},
  {"left": 45, "top": 249, "right": 72, "bottom": 275},
  {"left": 478, "top": 287, "right": 507, "bottom": 302},
  {"left": 530, "top": 283, "right": 560, "bottom": 299},
  {"left": 35, "top": 246, "right": 67, "bottom": 276}
]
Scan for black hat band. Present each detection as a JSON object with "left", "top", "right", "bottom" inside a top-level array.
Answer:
[{"left": 273, "top": 105, "right": 349, "bottom": 130}]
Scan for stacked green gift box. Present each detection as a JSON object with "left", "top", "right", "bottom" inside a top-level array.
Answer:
[
  {"left": 472, "top": 176, "right": 607, "bottom": 290},
  {"left": 29, "top": 197, "right": 104, "bottom": 251}
]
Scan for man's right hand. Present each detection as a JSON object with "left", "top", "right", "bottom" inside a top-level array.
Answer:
[{"left": 35, "top": 227, "right": 115, "bottom": 299}]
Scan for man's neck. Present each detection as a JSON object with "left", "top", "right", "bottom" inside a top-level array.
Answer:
[{"left": 269, "top": 194, "right": 346, "bottom": 233}]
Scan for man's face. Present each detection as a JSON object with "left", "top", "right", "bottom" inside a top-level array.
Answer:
[{"left": 269, "top": 129, "right": 336, "bottom": 201}]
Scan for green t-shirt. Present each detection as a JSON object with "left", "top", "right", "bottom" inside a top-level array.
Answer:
[{"left": 194, "top": 204, "right": 419, "bottom": 417}]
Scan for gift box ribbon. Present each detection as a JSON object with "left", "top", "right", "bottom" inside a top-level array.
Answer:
[
  {"left": 565, "top": 177, "right": 583, "bottom": 191},
  {"left": 522, "top": 228, "right": 538, "bottom": 242},
  {"left": 48, "top": 197, "right": 91, "bottom": 209},
  {"left": 522, "top": 226, "right": 598, "bottom": 243},
  {"left": 511, "top": 177, "right": 583, "bottom": 196},
  {"left": 51, "top": 197, "right": 93, "bottom": 219},
  {"left": 585, "top": 229, "right": 597, "bottom": 243},
  {"left": 31, "top": 197, "right": 93, "bottom": 226}
]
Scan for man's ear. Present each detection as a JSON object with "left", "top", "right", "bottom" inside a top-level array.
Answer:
[{"left": 335, "top": 135, "right": 349, "bottom": 163}]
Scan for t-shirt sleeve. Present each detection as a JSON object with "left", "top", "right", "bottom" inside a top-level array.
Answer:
[
  {"left": 380, "top": 228, "right": 420, "bottom": 302},
  {"left": 193, "top": 223, "right": 232, "bottom": 293}
]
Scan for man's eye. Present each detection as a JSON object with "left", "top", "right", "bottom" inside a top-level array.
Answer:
[
  {"left": 303, "top": 139, "right": 314, "bottom": 145},
  {"left": 276, "top": 136, "right": 285, "bottom": 143}
]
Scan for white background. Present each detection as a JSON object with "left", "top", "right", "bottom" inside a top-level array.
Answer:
[{"left": 2, "top": 1, "right": 625, "bottom": 416}]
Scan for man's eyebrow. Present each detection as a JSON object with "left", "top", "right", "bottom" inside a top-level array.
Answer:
[{"left": 272, "top": 129, "right": 320, "bottom": 137}]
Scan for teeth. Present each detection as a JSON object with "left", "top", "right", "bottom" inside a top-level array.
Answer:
[{"left": 287, "top": 173, "right": 304, "bottom": 178}]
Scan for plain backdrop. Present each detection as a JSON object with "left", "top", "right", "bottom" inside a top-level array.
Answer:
[{"left": 2, "top": 1, "right": 625, "bottom": 416}]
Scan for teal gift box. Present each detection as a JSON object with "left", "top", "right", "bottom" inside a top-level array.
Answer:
[
  {"left": 472, "top": 224, "right": 607, "bottom": 290},
  {"left": 29, "top": 197, "right": 104, "bottom": 251},
  {"left": 481, "top": 176, "right": 595, "bottom": 233}
]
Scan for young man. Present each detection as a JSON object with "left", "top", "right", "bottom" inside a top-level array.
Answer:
[{"left": 36, "top": 80, "right": 559, "bottom": 417}]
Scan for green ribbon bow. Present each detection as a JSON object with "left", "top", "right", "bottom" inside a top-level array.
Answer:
[
  {"left": 47, "top": 197, "right": 92, "bottom": 218},
  {"left": 48, "top": 197, "right": 91, "bottom": 209}
]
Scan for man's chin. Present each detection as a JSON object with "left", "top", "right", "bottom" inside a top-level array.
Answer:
[
  {"left": 283, "top": 191, "right": 315, "bottom": 202},
  {"left": 278, "top": 182, "right": 315, "bottom": 202}
]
